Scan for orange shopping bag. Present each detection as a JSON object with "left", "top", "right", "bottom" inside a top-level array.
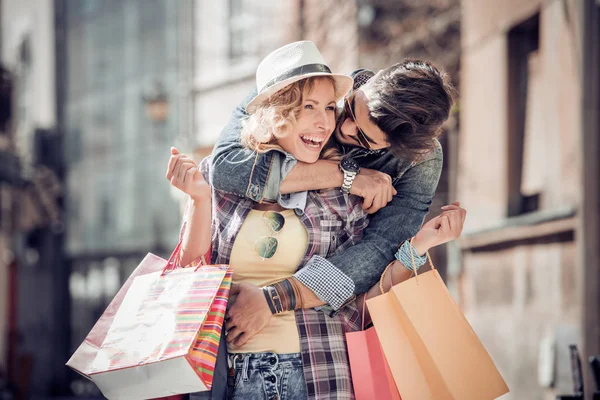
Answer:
[
  {"left": 346, "top": 293, "right": 402, "bottom": 400},
  {"left": 366, "top": 251, "right": 509, "bottom": 400}
]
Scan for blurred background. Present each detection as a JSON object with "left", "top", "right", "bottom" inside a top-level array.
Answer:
[{"left": 0, "top": 0, "right": 598, "bottom": 399}]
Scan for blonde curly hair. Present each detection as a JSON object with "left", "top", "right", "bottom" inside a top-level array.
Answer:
[{"left": 241, "top": 76, "right": 341, "bottom": 157}]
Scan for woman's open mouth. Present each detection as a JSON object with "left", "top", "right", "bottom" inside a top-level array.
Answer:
[{"left": 300, "top": 134, "right": 325, "bottom": 150}]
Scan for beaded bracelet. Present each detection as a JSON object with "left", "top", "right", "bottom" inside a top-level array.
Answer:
[{"left": 395, "top": 240, "right": 427, "bottom": 271}]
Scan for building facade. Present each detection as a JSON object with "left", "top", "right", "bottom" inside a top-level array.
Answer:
[{"left": 456, "top": 0, "right": 600, "bottom": 398}]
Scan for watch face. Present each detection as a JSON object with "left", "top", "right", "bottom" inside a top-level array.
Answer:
[{"left": 341, "top": 157, "right": 360, "bottom": 173}]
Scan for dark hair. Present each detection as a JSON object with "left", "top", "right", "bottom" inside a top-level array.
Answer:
[{"left": 366, "top": 59, "right": 456, "bottom": 161}]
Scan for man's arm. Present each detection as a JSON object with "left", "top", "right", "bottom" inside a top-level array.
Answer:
[
  {"left": 295, "top": 142, "right": 444, "bottom": 299},
  {"left": 216, "top": 102, "right": 442, "bottom": 307},
  {"left": 226, "top": 147, "right": 443, "bottom": 346},
  {"left": 210, "top": 89, "right": 281, "bottom": 202},
  {"left": 212, "top": 89, "right": 437, "bottom": 301},
  {"left": 249, "top": 143, "right": 442, "bottom": 312}
]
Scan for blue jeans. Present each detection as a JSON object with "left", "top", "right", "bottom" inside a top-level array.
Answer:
[{"left": 227, "top": 353, "right": 307, "bottom": 400}]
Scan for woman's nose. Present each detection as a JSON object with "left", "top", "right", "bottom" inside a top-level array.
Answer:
[{"left": 316, "top": 110, "right": 333, "bottom": 131}]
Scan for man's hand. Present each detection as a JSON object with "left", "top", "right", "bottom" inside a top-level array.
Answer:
[
  {"left": 350, "top": 168, "right": 397, "bottom": 214},
  {"left": 412, "top": 202, "right": 467, "bottom": 255},
  {"left": 225, "top": 283, "right": 273, "bottom": 347}
]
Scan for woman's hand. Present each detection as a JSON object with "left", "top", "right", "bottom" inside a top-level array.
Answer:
[
  {"left": 166, "top": 147, "right": 210, "bottom": 201},
  {"left": 411, "top": 202, "right": 467, "bottom": 255}
]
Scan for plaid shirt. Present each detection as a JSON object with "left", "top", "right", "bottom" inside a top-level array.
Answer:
[{"left": 200, "top": 158, "right": 367, "bottom": 399}]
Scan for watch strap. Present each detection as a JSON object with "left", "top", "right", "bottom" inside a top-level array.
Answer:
[{"left": 341, "top": 170, "right": 357, "bottom": 193}]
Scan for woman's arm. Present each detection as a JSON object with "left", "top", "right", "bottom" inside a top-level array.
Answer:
[
  {"left": 357, "top": 202, "right": 467, "bottom": 322},
  {"left": 166, "top": 147, "right": 212, "bottom": 266},
  {"left": 179, "top": 197, "right": 212, "bottom": 267}
]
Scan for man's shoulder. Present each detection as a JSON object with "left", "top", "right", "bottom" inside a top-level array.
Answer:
[
  {"left": 380, "top": 139, "right": 443, "bottom": 181},
  {"left": 401, "top": 140, "right": 443, "bottom": 174},
  {"left": 421, "top": 139, "right": 443, "bottom": 162},
  {"left": 400, "top": 140, "right": 443, "bottom": 180}
]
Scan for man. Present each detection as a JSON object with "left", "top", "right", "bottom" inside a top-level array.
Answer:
[{"left": 210, "top": 59, "right": 456, "bottom": 346}]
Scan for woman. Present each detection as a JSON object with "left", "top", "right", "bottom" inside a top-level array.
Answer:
[{"left": 166, "top": 41, "right": 465, "bottom": 400}]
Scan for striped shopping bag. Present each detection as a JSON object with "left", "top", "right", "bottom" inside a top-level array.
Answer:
[{"left": 68, "top": 247, "right": 232, "bottom": 400}]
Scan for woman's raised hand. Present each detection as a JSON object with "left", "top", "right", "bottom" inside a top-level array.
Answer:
[
  {"left": 166, "top": 147, "right": 211, "bottom": 200},
  {"left": 411, "top": 202, "right": 467, "bottom": 255}
]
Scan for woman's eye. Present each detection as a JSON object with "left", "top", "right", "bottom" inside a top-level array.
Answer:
[
  {"left": 326, "top": 106, "right": 335, "bottom": 112},
  {"left": 304, "top": 104, "right": 314, "bottom": 110}
]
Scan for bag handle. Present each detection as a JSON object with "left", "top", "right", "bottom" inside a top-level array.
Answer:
[
  {"left": 162, "top": 200, "right": 211, "bottom": 276},
  {"left": 161, "top": 240, "right": 183, "bottom": 276},
  {"left": 361, "top": 294, "right": 368, "bottom": 330},
  {"left": 365, "top": 260, "right": 396, "bottom": 329},
  {"left": 378, "top": 260, "right": 394, "bottom": 296},
  {"left": 160, "top": 242, "right": 211, "bottom": 276},
  {"left": 408, "top": 237, "right": 435, "bottom": 284}
]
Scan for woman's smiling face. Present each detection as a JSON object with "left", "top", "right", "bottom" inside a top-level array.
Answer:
[{"left": 276, "top": 78, "right": 337, "bottom": 163}]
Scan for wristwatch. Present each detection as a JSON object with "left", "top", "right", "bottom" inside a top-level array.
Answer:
[{"left": 339, "top": 157, "right": 360, "bottom": 193}]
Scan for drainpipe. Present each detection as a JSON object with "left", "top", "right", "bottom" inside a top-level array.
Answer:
[{"left": 578, "top": 0, "right": 600, "bottom": 398}]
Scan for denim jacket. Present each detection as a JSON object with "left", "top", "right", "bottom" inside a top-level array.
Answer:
[{"left": 210, "top": 72, "right": 443, "bottom": 309}]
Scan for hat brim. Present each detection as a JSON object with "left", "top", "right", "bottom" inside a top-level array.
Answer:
[{"left": 246, "top": 73, "right": 354, "bottom": 113}]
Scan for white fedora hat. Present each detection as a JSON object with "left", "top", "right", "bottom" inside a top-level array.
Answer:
[{"left": 246, "top": 41, "right": 354, "bottom": 113}]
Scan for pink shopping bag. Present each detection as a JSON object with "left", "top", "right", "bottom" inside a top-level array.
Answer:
[{"left": 346, "top": 291, "right": 402, "bottom": 400}]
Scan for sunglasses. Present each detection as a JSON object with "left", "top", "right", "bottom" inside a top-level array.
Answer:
[
  {"left": 253, "top": 211, "right": 285, "bottom": 259},
  {"left": 344, "top": 96, "right": 373, "bottom": 150}
]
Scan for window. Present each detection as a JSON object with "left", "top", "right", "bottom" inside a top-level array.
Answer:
[
  {"left": 507, "top": 14, "right": 541, "bottom": 216},
  {"left": 228, "top": 0, "right": 257, "bottom": 62},
  {"left": 63, "top": 0, "right": 182, "bottom": 255}
]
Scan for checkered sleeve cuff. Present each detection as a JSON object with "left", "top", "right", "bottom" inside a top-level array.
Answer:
[
  {"left": 395, "top": 240, "right": 428, "bottom": 271},
  {"left": 294, "top": 255, "right": 355, "bottom": 310}
]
